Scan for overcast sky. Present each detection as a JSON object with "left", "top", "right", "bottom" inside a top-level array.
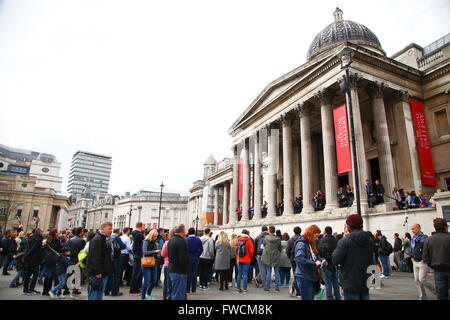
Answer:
[{"left": 1, "top": 0, "right": 449, "bottom": 196}]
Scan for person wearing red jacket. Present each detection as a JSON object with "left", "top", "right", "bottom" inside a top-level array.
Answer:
[{"left": 234, "top": 229, "right": 254, "bottom": 294}]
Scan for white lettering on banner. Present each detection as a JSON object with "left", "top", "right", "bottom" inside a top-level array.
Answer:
[
  {"left": 415, "top": 113, "right": 430, "bottom": 150},
  {"left": 366, "top": 265, "right": 381, "bottom": 289},
  {"left": 336, "top": 116, "right": 349, "bottom": 148},
  {"left": 66, "top": 265, "right": 81, "bottom": 290}
]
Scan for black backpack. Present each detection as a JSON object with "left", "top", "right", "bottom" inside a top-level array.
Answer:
[
  {"left": 384, "top": 240, "right": 393, "bottom": 255},
  {"left": 112, "top": 237, "right": 122, "bottom": 259},
  {"left": 237, "top": 239, "right": 248, "bottom": 258}
]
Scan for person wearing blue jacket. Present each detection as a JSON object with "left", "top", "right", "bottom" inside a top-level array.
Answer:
[
  {"left": 49, "top": 246, "right": 77, "bottom": 299},
  {"left": 294, "top": 225, "right": 326, "bottom": 300},
  {"left": 105, "top": 229, "right": 126, "bottom": 297},
  {"left": 186, "top": 227, "right": 203, "bottom": 294}
]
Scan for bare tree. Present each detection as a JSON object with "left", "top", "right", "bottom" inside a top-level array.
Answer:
[{"left": 0, "top": 181, "right": 18, "bottom": 231}]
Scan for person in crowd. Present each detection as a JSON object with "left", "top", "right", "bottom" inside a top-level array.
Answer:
[
  {"left": 393, "top": 233, "right": 403, "bottom": 271},
  {"left": 168, "top": 224, "right": 189, "bottom": 300},
  {"left": 199, "top": 228, "right": 215, "bottom": 291},
  {"left": 392, "top": 187, "right": 404, "bottom": 210},
  {"left": 279, "top": 233, "right": 292, "bottom": 288},
  {"left": 332, "top": 214, "right": 374, "bottom": 300},
  {"left": 294, "top": 225, "right": 326, "bottom": 300},
  {"left": 409, "top": 191, "right": 421, "bottom": 208},
  {"left": 106, "top": 228, "right": 126, "bottom": 297},
  {"left": 374, "top": 180, "right": 385, "bottom": 204},
  {"left": 214, "top": 231, "right": 232, "bottom": 291},
  {"left": 1, "top": 230, "right": 13, "bottom": 275},
  {"left": 119, "top": 227, "right": 132, "bottom": 287},
  {"left": 286, "top": 226, "right": 302, "bottom": 298},
  {"left": 365, "top": 179, "right": 375, "bottom": 208},
  {"left": 346, "top": 185, "right": 354, "bottom": 206},
  {"left": 235, "top": 229, "right": 254, "bottom": 294},
  {"left": 130, "top": 222, "right": 145, "bottom": 295},
  {"left": 247, "top": 234, "right": 257, "bottom": 284},
  {"left": 9, "top": 231, "right": 27, "bottom": 288},
  {"left": 161, "top": 228, "right": 174, "bottom": 300},
  {"left": 186, "top": 227, "right": 203, "bottom": 294},
  {"left": 423, "top": 218, "right": 450, "bottom": 300},
  {"left": 229, "top": 233, "right": 238, "bottom": 287},
  {"left": 318, "top": 226, "right": 341, "bottom": 300},
  {"left": 155, "top": 228, "right": 165, "bottom": 288},
  {"left": 86, "top": 221, "right": 114, "bottom": 300},
  {"left": 399, "top": 186, "right": 406, "bottom": 203},
  {"left": 49, "top": 246, "right": 77, "bottom": 299},
  {"left": 23, "top": 228, "right": 44, "bottom": 296},
  {"left": 42, "top": 228, "right": 62, "bottom": 296},
  {"left": 402, "top": 232, "right": 413, "bottom": 272},
  {"left": 140, "top": 229, "right": 160, "bottom": 300},
  {"left": 262, "top": 201, "right": 268, "bottom": 218},
  {"left": 411, "top": 223, "right": 436, "bottom": 300},
  {"left": 254, "top": 226, "right": 268, "bottom": 288},
  {"left": 377, "top": 231, "right": 393, "bottom": 278},
  {"left": 64, "top": 227, "right": 85, "bottom": 298},
  {"left": 417, "top": 191, "right": 429, "bottom": 208},
  {"left": 261, "top": 225, "right": 281, "bottom": 292}
]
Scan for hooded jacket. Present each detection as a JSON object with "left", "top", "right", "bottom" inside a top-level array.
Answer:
[
  {"left": 317, "top": 234, "right": 338, "bottom": 271},
  {"left": 199, "top": 235, "right": 215, "bottom": 260},
  {"left": 214, "top": 241, "right": 233, "bottom": 270},
  {"left": 294, "top": 235, "right": 325, "bottom": 282},
  {"left": 332, "top": 230, "right": 374, "bottom": 293},
  {"left": 286, "top": 234, "right": 300, "bottom": 261},
  {"left": 411, "top": 232, "right": 427, "bottom": 262},
  {"left": 24, "top": 231, "right": 43, "bottom": 267},
  {"left": 86, "top": 231, "right": 114, "bottom": 278},
  {"left": 261, "top": 234, "right": 282, "bottom": 267},
  {"left": 235, "top": 234, "right": 254, "bottom": 264},
  {"left": 279, "top": 240, "right": 292, "bottom": 268}
]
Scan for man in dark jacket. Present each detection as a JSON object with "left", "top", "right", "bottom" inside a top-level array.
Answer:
[
  {"left": 365, "top": 179, "right": 375, "bottom": 208},
  {"left": 254, "top": 226, "right": 268, "bottom": 288},
  {"left": 332, "top": 214, "right": 374, "bottom": 300},
  {"left": 286, "top": 226, "right": 301, "bottom": 297},
  {"left": 129, "top": 222, "right": 145, "bottom": 295},
  {"left": 168, "top": 223, "right": 189, "bottom": 300},
  {"left": 23, "top": 228, "right": 44, "bottom": 295},
  {"left": 393, "top": 233, "right": 403, "bottom": 271},
  {"left": 374, "top": 180, "right": 385, "bottom": 204},
  {"left": 87, "top": 221, "right": 114, "bottom": 300},
  {"left": 423, "top": 218, "right": 450, "bottom": 300},
  {"left": 64, "top": 227, "right": 85, "bottom": 297},
  {"left": 318, "top": 226, "right": 341, "bottom": 300},
  {"left": 377, "top": 232, "right": 392, "bottom": 278}
]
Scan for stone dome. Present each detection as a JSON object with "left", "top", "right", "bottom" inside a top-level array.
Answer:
[{"left": 307, "top": 8, "right": 385, "bottom": 60}]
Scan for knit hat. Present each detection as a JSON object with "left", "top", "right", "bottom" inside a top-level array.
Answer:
[{"left": 346, "top": 214, "right": 363, "bottom": 229}]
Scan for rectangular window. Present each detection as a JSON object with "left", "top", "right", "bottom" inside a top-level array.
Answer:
[
  {"left": 435, "top": 109, "right": 450, "bottom": 137},
  {"left": 16, "top": 204, "right": 24, "bottom": 218},
  {"left": 32, "top": 206, "right": 39, "bottom": 218},
  {"left": 446, "top": 178, "right": 450, "bottom": 191}
]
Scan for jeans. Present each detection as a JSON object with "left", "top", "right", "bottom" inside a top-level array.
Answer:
[
  {"left": 322, "top": 269, "right": 341, "bottom": 300},
  {"left": 169, "top": 273, "right": 187, "bottom": 300},
  {"left": 141, "top": 266, "right": 157, "bottom": 299},
  {"left": 228, "top": 258, "right": 237, "bottom": 283},
  {"left": 10, "top": 270, "right": 24, "bottom": 286},
  {"left": 265, "top": 266, "right": 280, "bottom": 291},
  {"left": 236, "top": 262, "right": 250, "bottom": 291},
  {"left": 130, "top": 255, "right": 142, "bottom": 293},
  {"left": 296, "top": 276, "right": 315, "bottom": 300},
  {"left": 187, "top": 256, "right": 199, "bottom": 292},
  {"left": 88, "top": 276, "right": 109, "bottom": 300},
  {"left": 120, "top": 254, "right": 129, "bottom": 284},
  {"left": 291, "top": 261, "right": 300, "bottom": 295},
  {"left": 279, "top": 267, "right": 291, "bottom": 285},
  {"left": 111, "top": 258, "right": 122, "bottom": 295},
  {"left": 51, "top": 274, "right": 66, "bottom": 297},
  {"left": 23, "top": 265, "right": 39, "bottom": 292},
  {"left": 256, "top": 256, "right": 266, "bottom": 284},
  {"left": 413, "top": 261, "right": 436, "bottom": 299},
  {"left": 163, "top": 266, "right": 171, "bottom": 300},
  {"left": 434, "top": 271, "right": 450, "bottom": 300},
  {"left": 343, "top": 290, "right": 370, "bottom": 300},
  {"left": 379, "top": 255, "right": 390, "bottom": 276}
]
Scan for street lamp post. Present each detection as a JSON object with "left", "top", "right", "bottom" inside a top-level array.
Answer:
[
  {"left": 195, "top": 214, "right": 200, "bottom": 236},
  {"left": 338, "top": 47, "right": 361, "bottom": 216},
  {"left": 158, "top": 182, "right": 164, "bottom": 229},
  {"left": 128, "top": 205, "right": 132, "bottom": 228}
]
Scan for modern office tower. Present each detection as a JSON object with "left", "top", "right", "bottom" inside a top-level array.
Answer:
[{"left": 68, "top": 151, "right": 112, "bottom": 203}]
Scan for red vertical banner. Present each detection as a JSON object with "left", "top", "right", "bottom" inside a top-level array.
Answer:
[
  {"left": 410, "top": 99, "right": 437, "bottom": 186},
  {"left": 333, "top": 104, "right": 352, "bottom": 174},
  {"left": 239, "top": 157, "right": 243, "bottom": 200}
]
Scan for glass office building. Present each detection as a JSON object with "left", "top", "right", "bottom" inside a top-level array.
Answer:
[{"left": 68, "top": 151, "right": 112, "bottom": 203}]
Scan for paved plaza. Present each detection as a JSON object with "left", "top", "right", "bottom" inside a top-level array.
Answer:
[{"left": 0, "top": 269, "right": 437, "bottom": 300}]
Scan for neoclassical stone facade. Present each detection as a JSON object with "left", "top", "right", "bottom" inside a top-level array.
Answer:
[{"left": 189, "top": 9, "right": 449, "bottom": 239}]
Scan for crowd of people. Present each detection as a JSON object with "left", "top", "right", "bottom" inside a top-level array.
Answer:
[{"left": 0, "top": 214, "right": 448, "bottom": 300}]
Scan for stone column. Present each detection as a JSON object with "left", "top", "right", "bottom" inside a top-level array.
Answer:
[
  {"left": 230, "top": 144, "right": 239, "bottom": 223},
  {"left": 341, "top": 73, "right": 369, "bottom": 211},
  {"left": 242, "top": 138, "right": 250, "bottom": 222},
  {"left": 281, "top": 113, "right": 295, "bottom": 216},
  {"left": 366, "top": 82, "right": 395, "bottom": 205},
  {"left": 394, "top": 90, "right": 422, "bottom": 192},
  {"left": 253, "top": 131, "right": 263, "bottom": 219},
  {"left": 266, "top": 124, "right": 279, "bottom": 218},
  {"left": 213, "top": 186, "right": 219, "bottom": 225},
  {"left": 297, "top": 101, "right": 315, "bottom": 213},
  {"left": 223, "top": 182, "right": 229, "bottom": 225},
  {"left": 315, "top": 89, "right": 339, "bottom": 211}
]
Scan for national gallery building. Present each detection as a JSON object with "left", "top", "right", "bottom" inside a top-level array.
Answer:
[{"left": 188, "top": 9, "right": 450, "bottom": 237}]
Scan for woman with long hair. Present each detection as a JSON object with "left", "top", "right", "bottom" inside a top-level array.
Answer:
[
  {"left": 294, "top": 225, "right": 326, "bottom": 300},
  {"left": 42, "top": 228, "right": 62, "bottom": 296},
  {"left": 279, "top": 233, "right": 292, "bottom": 288},
  {"left": 214, "top": 231, "right": 232, "bottom": 291},
  {"left": 141, "top": 229, "right": 161, "bottom": 300},
  {"left": 229, "top": 233, "right": 238, "bottom": 287}
]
